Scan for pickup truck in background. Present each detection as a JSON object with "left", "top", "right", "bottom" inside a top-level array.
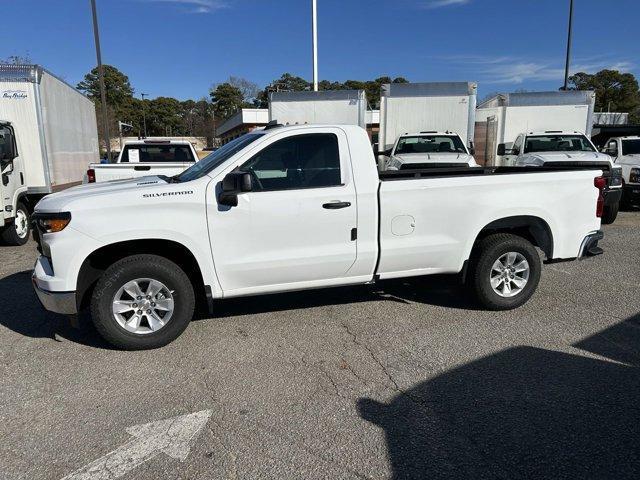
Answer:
[
  {"left": 32, "top": 124, "right": 606, "bottom": 350},
  {"left": 603, "top": 136, "right": 640, "bottom": 208},
  {"left": 85, "top": 139, "right": 198, "bottom": 183},
  {"left": 498, "top": 131, "right": 623, "bottom": 224},
  {"left": 382, "top": 132, "right": 478, "bottom": 171}
]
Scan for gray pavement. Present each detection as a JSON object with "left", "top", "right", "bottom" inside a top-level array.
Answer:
[{"left": 1, "top": 212, "right": 640, "bottom": 479}]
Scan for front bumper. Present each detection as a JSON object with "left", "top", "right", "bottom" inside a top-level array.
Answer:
[
  {"left": 623, "top": 184, "right": 640, "bottom": 205},
  {"left": 578, "top": 230, "right": 604, "bottom": 259},
  {"left": 32, "top": 256, "right": 77, "bottom": 315}
]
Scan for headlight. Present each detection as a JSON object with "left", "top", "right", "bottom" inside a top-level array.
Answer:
[
  {"left": 630, "top": 168, "right": 640, "bottom": 184},
  {"left": 33, "top": 212, "right": 71, "bottom": 233}
]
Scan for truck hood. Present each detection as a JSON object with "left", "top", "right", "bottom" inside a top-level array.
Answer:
[
  {"left": 518, "top": 151, "right": 613, "bottom": 166},
  {"left": 392, "top": 152, "right": 477, "bottom": 166},
  {"left": 35, "top": 176, "right": 169, "bottom": 212}
]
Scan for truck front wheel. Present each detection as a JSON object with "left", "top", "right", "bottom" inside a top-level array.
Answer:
[
  {"left": 1, "top": 201, "right": 30, "bottom": 246},
  {"left": 90, "top": 254, "right": 195, "bottom": 350},
  {"left": 469, "top": 233, "right": 541, "bottom": 310}
]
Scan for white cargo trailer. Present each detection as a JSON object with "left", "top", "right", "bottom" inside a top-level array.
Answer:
[
  {"left": 0, "top": 64, "right": 98, "bottom": 245},
  {"left": 378, "top": 82, "right": 478, "bottom": 156},
  {"left": 475, "top": 90, "right": 595, "bottom": 166},
  {"left": 269, "top": 90, "right": 367, "bottom": 128}
]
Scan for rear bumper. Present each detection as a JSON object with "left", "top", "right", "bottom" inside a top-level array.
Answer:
[
  {"left": 578, "top": 230, "right": 604, "bottom": 259},
  {"left": 603, "top": 187, "right": 622, "bottom": 206},
  {"left": 32, "top": 256, "right": 77, "bottom": 315}
]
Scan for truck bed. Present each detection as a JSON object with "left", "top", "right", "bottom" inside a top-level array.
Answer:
[{"left": 376, "top": 165, "right": 604, "bottom": 279}]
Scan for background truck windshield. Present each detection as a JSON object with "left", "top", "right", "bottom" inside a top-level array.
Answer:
[
  {"left": 524, "top": 135, "right": 595, "bottom": 153},
  {"left": 177, "top": 133, "right": 264, "bottom": 182},
  {"left": 395, "top": 135, "right": 466, "bottom": 154},
  {"left": 121, "top": 144, "right": 195, "bottom": 163},
  {"left": 622, "top": 139, "right": 640, "bottom": 155}
]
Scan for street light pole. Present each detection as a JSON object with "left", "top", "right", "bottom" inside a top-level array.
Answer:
[
  {"left": 311, "top": 0, "right": 318, "bottom": 91},
  {"left": 562, "top": 0, "right": 574, "bottom": 91},
  {"left": 141, "top": 92, "right": 148, "bottom": 138},
  {"left": 89, "top": 0, "right": 111, "bottom": 161}
]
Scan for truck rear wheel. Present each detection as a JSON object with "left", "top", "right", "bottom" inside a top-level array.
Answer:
[
  {"left": 90, "top": 254, "right": 195, "bottom": 350},
  {"left": 469, "top": 233, "right": 541, "bottom": 310},
  {"left": 1, "top": 201, "right": 30, "bottom": 246},
  {"left": 601, "top": 201, "right": 619, "bottom": 225}
]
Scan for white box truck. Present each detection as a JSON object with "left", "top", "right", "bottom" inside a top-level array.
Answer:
[
  {"left": 378, "top": 82, "right": 478, "bottom": 169},
  {"left": 269, "top": 90, "right": 367, "bottom": 128},
  {"left": 0, "top": 64, "right": 98, "bottom": 245},
  {"left": 475, "top": 90, "right": 595, "bottom": 166}
]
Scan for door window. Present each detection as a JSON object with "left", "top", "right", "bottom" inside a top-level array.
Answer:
[
  {"left": 512, "top": 135, "right": 524, "bottom": 155},
  {"left": 241, "top": 134, "right": 341, "bottom": 191}
]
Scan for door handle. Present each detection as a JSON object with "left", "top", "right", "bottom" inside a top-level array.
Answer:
[
  {"left": 323, "top": 201, "right": 351, "bottom": 209},
  {"left": 134, "top": 165, "right": 151, "bottom": 171}
]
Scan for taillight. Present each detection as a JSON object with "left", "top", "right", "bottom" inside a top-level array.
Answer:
[
  {"left": 594, "top": 176, "right": 606, "bottom": 218},
  {"left": 87, "top": 168, "right": 96, "bottom": 183}
]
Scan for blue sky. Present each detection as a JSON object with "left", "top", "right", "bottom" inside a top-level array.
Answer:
[{"left": 2, "top": 0, "right": 638, "bottom": 101}]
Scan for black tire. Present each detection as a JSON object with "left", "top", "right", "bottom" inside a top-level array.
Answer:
[
  {"left": 601, "top": 201, "right": 619, "bottom": 225},
  {"left": 469, "top": 233, "right": 541, "bottom": 310},
  {"left": 1, "top": 201, "right": 30, "bottom": 246},
  {"left": 90, "top": 254, "right": 195, "bottom": 350}
]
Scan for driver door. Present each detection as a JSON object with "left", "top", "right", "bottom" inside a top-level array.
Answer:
[
  {"left": 0, "top": 125, "right": 22, "bottom": 221},
  {"left": 207, "top": 129, "right": 358, "bottom": 296}
]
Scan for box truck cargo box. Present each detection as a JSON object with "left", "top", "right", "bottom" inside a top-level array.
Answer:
[
  {"left": 475, "top": 90, "right": 595, "bottom": 166},
  {"left": 378, "top": 82, "right": 478, "bottom": 153},
  {"left": 0, "top": 64, "right": 99, "bottom": 246},
  {"left": 269, "top": 90, "right": 367, "bottom": 128}
]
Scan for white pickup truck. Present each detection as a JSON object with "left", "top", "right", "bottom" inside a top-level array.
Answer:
[
  {"left": 32, "top": 124, "right": 607, "bottom": 350},
  {"left": 603, "top": 136, "right": 640, "bottom": 208},
  {"left": 382, "top": 132, "right": 478, "bottom": 171},
  {"left": 86, "top": 139, "right": 198, "bottom": 183},
  {"left": 498, "top": 131, "right": 623, "bottom": 224}
]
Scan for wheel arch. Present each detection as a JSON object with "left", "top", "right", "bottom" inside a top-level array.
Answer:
[
  {"left": 76, "top": 239, "right": 209, "bottom": 313},
  {"left": 468, "top": 215, "right": 554, "bottom": 263}
]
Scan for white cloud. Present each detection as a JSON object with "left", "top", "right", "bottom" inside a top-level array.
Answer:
[
  {"left": 145, "top": 0, "right": 228, "bottom": 14},
  {"left": 421, "top": 0, "right": 471, "bottom": 9},
  {"left": 445, "top": 55, "right": 634, "bottom": 84}
]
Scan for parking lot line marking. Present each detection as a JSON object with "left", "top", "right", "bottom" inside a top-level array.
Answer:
[{"left": 60, "top": 410, "right": 212, "bottom": 480}]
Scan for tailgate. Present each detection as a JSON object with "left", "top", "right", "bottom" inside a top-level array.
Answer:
[{"left": 92, "top": 163, "right": 188, "bottom": 182}]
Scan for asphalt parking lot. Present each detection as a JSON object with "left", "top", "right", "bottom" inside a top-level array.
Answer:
[{"left": 2, "top": 212, "right": 640, "bottom": 480}]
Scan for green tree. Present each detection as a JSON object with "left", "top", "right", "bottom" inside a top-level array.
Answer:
[
  {"left": 77, "top": 65, "right": 134, "bottom": 108},
  {"left": 210, "top": 82, "right": 245, "bottom": 119},
  {"left": 568, "top": 69, "right": 640, "bottom": 122}
]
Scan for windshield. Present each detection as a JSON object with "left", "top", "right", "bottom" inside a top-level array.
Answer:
[
  {"left": 524, "top": 135, "right": 595, "bottom": 153},
  {"left": 395, "top": 135, "right": 467, "bottom": 155},
  {"left": 177, "top": 133, "right": 264, "bottom": 182},
  {"left": 622, "top": 139, "right": 640, "bottom": 155}
]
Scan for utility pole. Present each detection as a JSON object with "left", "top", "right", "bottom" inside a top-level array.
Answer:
[
  {"left": 141, "top": 92, "right": 148, "bottom": 138},
  {"left": 562, "top": 0, "right": 574, "bottom": 91},
  {"left": 89, "top": 0, "right": 111, "bottom": 161},
  {"left": 311, "top": 0, "right": 318, "bottom": 91}
]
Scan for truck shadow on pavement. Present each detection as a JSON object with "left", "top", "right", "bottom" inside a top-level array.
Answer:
[
  {"left": 0, "top": 269, "right": 475, "bottom": 346},
  {"left": 208, "top": 274, "right": 479, "bottom": 319},
  {"left": 358, "top": 314, "right": 640, "bottom": 479},
  {"left": 0, "top": 270, "right": 111, "bottom": 348}
]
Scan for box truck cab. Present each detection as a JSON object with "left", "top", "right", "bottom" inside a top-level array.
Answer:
[
  {"left": 603, "top": 136, "right": 640, "bottom": 207},
  {"left": 498, "top": 131, "right": 622, "bottom": 224},
  {"left": 383, "top": 132, "right": 478, "bottom": 170},
  {"left": 0, "top": 65, "right": 98, "bottom": 245}
]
